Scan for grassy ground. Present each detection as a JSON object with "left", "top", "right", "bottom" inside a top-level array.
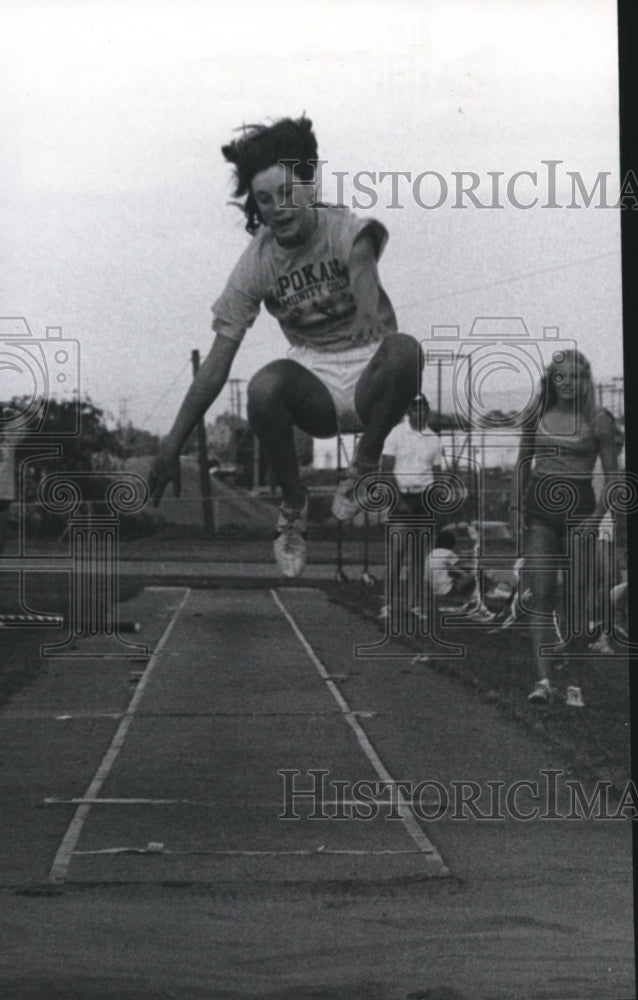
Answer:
[{"left": 320, "top": 578, "right": 632, "bottom": 794}]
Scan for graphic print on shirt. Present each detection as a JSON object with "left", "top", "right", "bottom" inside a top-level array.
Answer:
[
  {"left": 211, "top": 206, "right": 397, "bottom": 351},
  {"left": 265, "top": 256, "right": 356, "bottom": 334}
]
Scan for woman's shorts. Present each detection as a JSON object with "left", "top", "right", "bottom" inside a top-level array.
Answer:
[
  {"left": 524, "top": 475, "right": 596, "bottom": 537},
  {"left": 287, "top": 341, "right": 381, "bottom": 434}
]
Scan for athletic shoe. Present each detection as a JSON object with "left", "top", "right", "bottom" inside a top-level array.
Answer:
[
  {"left": 565, "top": 685, "right": 585, "bottom": 708},
  {"left": 527, "top": 678, "right": 553, "bottom": 704},
  {"left": 589, "top": 634, "right": 613, "bottom": 654},
  {"left": 273, "top": 497, "right": 308, "bottom": 578},
  {"left": 461, "top": 598, "right": 495, "bottom": 622},
  {"left": 331, "top": 472, "right": 360, "bottom": 522}
]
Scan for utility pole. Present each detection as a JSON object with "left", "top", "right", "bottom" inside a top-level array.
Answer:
[
  {"left": 118, "top": 397, "right": 131, "bottom": 453},
  {"left": 191, "top": 350, "right": 215, "bottom": 536},
  {"left": 466, "top": 352, "right": 476, "bottom": 521}
]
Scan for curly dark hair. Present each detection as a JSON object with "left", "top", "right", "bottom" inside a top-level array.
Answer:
[{"left": 222, "top": 116, "right": 319, "bottom": 235}]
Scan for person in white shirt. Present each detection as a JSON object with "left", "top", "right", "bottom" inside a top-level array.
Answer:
[
  {"left": 382, "top": 394, "right": 443, "bottom": 514},
  {"left": 378, "top": 396, "right": 445, "bottom": 622}
]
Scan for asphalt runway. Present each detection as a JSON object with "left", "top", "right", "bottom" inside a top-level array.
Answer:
[{"left": 0, "top": 584, "right": 634, "bottom": 999}]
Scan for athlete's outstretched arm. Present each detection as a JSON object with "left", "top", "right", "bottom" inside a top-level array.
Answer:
[{"left": 149, "top": 333, "right": 241, "bottom": 505}]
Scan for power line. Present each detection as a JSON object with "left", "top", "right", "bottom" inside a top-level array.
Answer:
[
  {"left": 139, "top": 357, "right": 192, "bottom": 429},
  {"left": 396, "top": 251, "right": 620, "bottom": 313}
]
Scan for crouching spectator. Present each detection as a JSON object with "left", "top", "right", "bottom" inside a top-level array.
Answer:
[{"left": 426, "top": 528, "right": 475, "bottom": 602}]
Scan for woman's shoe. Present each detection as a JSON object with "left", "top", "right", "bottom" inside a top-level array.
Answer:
[
  {"left": 527, "top": 678, "right": 553, "bottom": 704},
  {"left": 565, "top": 685, "right": 585, "bottom": 708}
]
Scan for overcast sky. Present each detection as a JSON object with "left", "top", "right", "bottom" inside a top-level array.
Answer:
[{"left": 1, "top": 0, "right": 623, "bottom": 435}]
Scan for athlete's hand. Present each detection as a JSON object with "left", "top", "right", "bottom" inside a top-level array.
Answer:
[{"left": 148, "top": 444, "right": 181, "bottom": 507}]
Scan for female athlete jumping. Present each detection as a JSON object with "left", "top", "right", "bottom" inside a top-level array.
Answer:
[{"left": 149, "top": 116, "right": 422, "bottom": 577}]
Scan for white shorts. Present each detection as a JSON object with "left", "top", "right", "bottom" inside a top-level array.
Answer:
[{"left": 287, "top": 342, "right": 380, "bottom": 434}]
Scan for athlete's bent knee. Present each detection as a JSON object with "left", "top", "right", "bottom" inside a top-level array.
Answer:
[
  {"left": 380, "top": 332, "right": 423, "bottom": 372},
  {"left": 247, "top": 365, "right": 287, "bottom": 417}
]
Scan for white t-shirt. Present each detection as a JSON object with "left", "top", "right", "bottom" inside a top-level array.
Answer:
[
  {"left": 212, "top": 206, "right": 398, "bottom": 352},
  {"left": 383, "top": 421, "right": 443, "bottom": 492},
  {"left": 426, "top": 547, "right": 459, "bottom": 596}
]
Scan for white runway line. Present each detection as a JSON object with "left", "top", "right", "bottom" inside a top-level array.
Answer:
[
  {"left": 73, "top": 847, "right": 426, "bottom": 857},
  {"left": 45, "top": 797, "right": 443, "bottom": 809},
  {"left": 145, "top": 586, "right": 193, "bottom": 592},
  {"left": 270, "top": 589, "right": 450, "bottom": 876},
  {"left": 45, "top": 797, "right": 202, "bottom": 805},
  {"left": 14, "top": 709, "right": 376, "bottom": 721},
  {"left": 48, "top": 587, "right": 191, "bottom": 883}
]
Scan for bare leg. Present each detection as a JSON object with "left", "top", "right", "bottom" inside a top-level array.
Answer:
[
  {"left": 587, "top": 540, "right": 615, "bottom": 654},
  {"left": 248, "top": 333, "right": 422, "bottom": 507},
  {"left": 354, "top": 333, "right": 423, "bottom": 470},
  {"left": 521, "top": 521, "right": 561, "bottom": 684},
  {"left": 247, "top": 360, "right": 337, "bottom": 508},
  {"left": 351, "top": 333, "right": 423, "bottom": 599},
  {"left": 566, "top": 527, "right": 609, "bottom": 691}
]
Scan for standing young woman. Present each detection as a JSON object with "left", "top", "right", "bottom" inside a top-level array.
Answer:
[{"left": 509, "top": 350, "right": 618, "bottom": 707}]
